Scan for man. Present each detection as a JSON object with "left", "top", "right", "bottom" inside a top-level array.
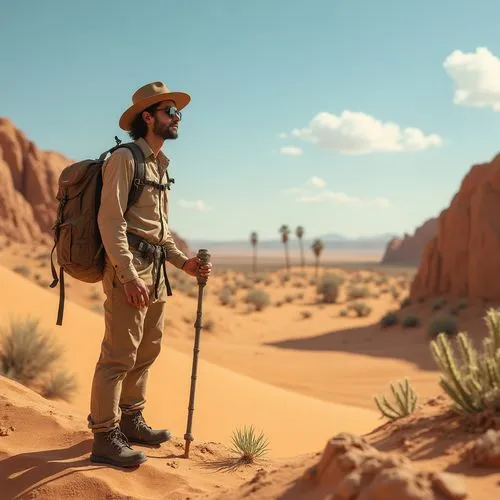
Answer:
[{"left": 88, "top": 81, "right": 211, "bottom": 468}]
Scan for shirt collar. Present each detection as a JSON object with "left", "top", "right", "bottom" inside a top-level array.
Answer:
[{"left": 135, "top": 137, "right": 170, "bottom": 169}]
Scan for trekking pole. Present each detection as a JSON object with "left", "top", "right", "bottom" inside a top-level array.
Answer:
[{"left": 184, "top": 248, "right": 211, "bottom": 458}]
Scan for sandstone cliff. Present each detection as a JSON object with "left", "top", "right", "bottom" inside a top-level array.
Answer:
[
  {"left": 411, "top": 152, "right": 500, "bottom": 300},
  {"left": 381, "top": 217, "right": 438, "bottom": 265},
  {"left": 0, "top": 117, "right": 190, "bottom": 255}
]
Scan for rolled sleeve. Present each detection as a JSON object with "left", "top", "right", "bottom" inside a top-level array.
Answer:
[
  {"left": 97, "top": 148, "right": 138, "bottom": 284},
  {"left": 163, "top": 227, "right": 189, "bottom": 269}
]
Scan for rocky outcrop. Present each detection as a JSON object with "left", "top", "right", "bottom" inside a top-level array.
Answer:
[
  {"left": 0, "top": 118, "right": 70, "bottom": 244},
  {"left": 381, "top": 218, "right": 438, "bottom": 265},
  {"left": 303, "top": 433, "right": 466, "bottom": 499},
  {"left": 0, "top": 117, "right": 190, "bottom": 254},
  {"left": 411, "top": 152, "right": 500, "bottom": 300}
]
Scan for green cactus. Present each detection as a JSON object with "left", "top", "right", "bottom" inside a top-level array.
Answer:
[
  {"left": 374, "top": 378, "right": 418, "bottom": 421},
  {"left": 429, "top": 308, "right": 500, "bottom": 415}
]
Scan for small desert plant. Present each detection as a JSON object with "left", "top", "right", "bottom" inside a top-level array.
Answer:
[
  {"left": 218, "top": 288, "right": 232, "bottom": 306},
  {"left": 316, "top": 274, "right": 342, "bottom": 304},
  {"left": 402, "top": 315, "right": 420, "bottom": 328},
  {"left": 430, "top": 308, "right": 500, "bottom": 415},
  {"left": 230, "top": 425, "right": 270, "bottom": 463},
  {"left": 374, "top": 378, "right": 418, "bottom": 421},
  {"left": 349, "top": 301, "right": 372, "bottom": 317},
  {"left": 428, "top": 315, "right": 458, "bottom": 339},
  {"left": 400, "top": 297, "right": 411, "bottom": 308},
  {"left": 301, "top": 310, "right": 312, "bottom": 319},
  {"left": 12, "top": 265, "right": 30, "bottom": 278},
  {"left": 346, "top": 285, "right": 370, "bottom": 301},
  {"left": 432, "top": 297, "right": 446, "bottom": 311},
  {"left": 245, "top": 289, "right": 270, "bottom": 311},
  {"left": 380, "top": 311, "right": 399, "bottom": 328},
  {"left": 0, "top": 317, "right": 62, "bottom": 384},
  {"left": 339, "top": 309, "right": 348, "bottom": 317},
  {"left": 42, "top": 371, "right": 77, "bottom": 401}
]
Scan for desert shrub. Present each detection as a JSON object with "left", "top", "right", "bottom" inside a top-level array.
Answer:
[
  {"left": 428, "top": 315, "right": 458, "bottom": 339},
  {"left": 339, "top": 309, "right": 348, "bottom": 317},
  {"left": 402, "top": 315, "right": 420, "bottom": 328},
  {"left": 346, "top": 285, "right": 370, "bottom": 301},
  {"left": 400, "top": 297, "right": 411, "bottom": 308},
  {"left": 230, "top": 425, "right": 269, "bottom": 463},
  {"left": 301, "top": 310, "right": 312, "bottom": 319},
  {"left": 252, "top": 273, "right": 267, "bottom": 284},
  {"left": 275, "top": 300, "right": 283, "bottom": 307},
  {"left": 0, "top": 317, "right": 61, "bottom": 384},
  {"left": 12, "top": 265, "right": 30, "bottom": 278},
  {"left": 390, "top": 286, "right": 400, "bottom": 301},
  {"left": 279, "top": 273, "right": 291, "bottom": 285},
  {"left": 91, "top": 304, "right": 104, "bottom": 315},
  {"left": 349, "top": 301, "right": 372, "bottom": 317},
  {"left": 42, "top": 371, "right": 77, "bottom": 401},
  {"left": 430, "top": 308, "right": 500, "bottom": 415},
  {"left": 457, "top": 298, "right": 468, "bottom": 310},
  {"left": 432, "top": 297, "right": 446, "bottom": 311},
  {"left": 218, "top": 287, "right": 232, "bottom": 306},
  {"left": 284, "top": 294, "right": 294, "bottom": 303},
  {"left": 374, "top": 378, "right": 418, "bottom": 421},
  {"left": 375, "top": 276, "right": 388, "bottom": 286},
  {"left": 89, "top": 288, "right": 100, "bottom": 300},
  {"left": 245, "top": 289, "right": 270, "bottom": 311},
  {"left": 380, "top": 311, "right": 399, "bottom": 328},
  {"left": 316, "top": 274, "right": 342, "bottom": 304}
]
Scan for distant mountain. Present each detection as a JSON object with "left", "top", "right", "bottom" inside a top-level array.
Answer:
[{"left": 188, "top": 233, "right": 397, "bottom": 252}]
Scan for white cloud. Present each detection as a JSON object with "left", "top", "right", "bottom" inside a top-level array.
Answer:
[
  {"left": 307, "top": 176, "right": 327, "bottom": 189},
  {"left": 297, "top": 191, "right": 362, "bottom": 205},
  {"left": 291, "top": 111, "right": 442, "bottom": 154},
  {"left": 370, "top": 197, "right": 392, "bottom": 208},
  {"left": 278, "top": 132, "right": 287, "bottom": 139},
  {"left": 280, "top": 146, "right": 303, "bottom": 156},
  {"left": 179, "top": 199, "right": 212, "bottom": 212},
  {"left": 283, "top": 179, "right": 391, "bottom": 208},
  {"left": 444, "top": 47, "right": 500, "bottom": 110}
]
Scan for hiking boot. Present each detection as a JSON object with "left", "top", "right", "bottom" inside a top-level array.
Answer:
[
  {"left": 120, "top": 410, "right": 172, "bottom": 445},
  {"left": 90, "top": 427, "right": 147, "bottom": 467}
]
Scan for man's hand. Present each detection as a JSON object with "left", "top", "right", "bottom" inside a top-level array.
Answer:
[
  {"left": 182, "top": 257, "right": 212, "bottom": 278},
  {"left": 123, "top": 277, "right": 150, "bottom": 309}
]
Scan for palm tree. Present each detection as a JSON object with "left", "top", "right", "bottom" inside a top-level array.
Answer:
[
  {"left": 250, "top": 231, "right": 258, "bottom": 273},
  {"left": 279, "top": 225, "right": 291, "bottom": 271},
  {"left": 311, "top": 238, "right": 324, "bottom": 277},
  {"left": 296, "top": 225, "right": 305, "bottom": 269}
]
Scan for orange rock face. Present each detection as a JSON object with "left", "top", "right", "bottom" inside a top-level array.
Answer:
[
  {"left": 0, "top": 117, "right": 190, "bottom": 255},
  {"left": 411, "top": 153, "right": 500, "bottom": 300},
  {"left": 381, "top": 218, "right": 438, "bottom": 265},
  {"left": 0, "top": 117, "right": 71, "bottom": 244}
]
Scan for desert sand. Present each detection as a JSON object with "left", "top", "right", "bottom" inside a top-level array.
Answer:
[{"left": 1, "top": 237, "right": 500, "bottom": 499}]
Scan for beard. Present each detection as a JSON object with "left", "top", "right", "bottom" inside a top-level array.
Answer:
[{"left": 154, "top": 120, "right": 178, "bottom": 140}]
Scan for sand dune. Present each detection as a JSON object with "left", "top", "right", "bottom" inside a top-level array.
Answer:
[{"left": 0, "top": 267, "right": 380, "bottom": 458}]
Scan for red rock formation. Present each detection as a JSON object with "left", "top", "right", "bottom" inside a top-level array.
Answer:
[
  {"left": 0, "top": 117, "right": 190, "bottom": 254},
  {"left": 411, "top": 152, "right": 500, "bottom": 300},
  {"left": 381, "top": 218, "right": 438, "bottom": 265}
]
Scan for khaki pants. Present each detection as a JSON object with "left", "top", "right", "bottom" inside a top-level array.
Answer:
[{"left": 89, "top": 250, "right": 167, "bottom": 433}]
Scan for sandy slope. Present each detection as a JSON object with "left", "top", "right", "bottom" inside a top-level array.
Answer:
[{"left": 0, "top": 266, "right": 379, "bottom": 458}]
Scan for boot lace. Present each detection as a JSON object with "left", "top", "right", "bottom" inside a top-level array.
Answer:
[
  {"left": 131, "top": 410, "right": 152, "bottom": 432},
  {"left": 107, "top": 427, "right": 132, "bottom": 450}
]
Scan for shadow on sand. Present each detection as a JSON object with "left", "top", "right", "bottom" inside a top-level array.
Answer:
[{"left": 2, "top": 439, "right": 138, "bottom": 499}]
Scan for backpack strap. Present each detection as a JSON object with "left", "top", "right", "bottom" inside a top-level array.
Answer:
[{"left": 118, "top": 142, "right": 146, "bottom": 210}]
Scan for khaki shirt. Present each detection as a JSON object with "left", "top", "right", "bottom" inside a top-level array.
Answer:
[{"left": 97, "top": 137, "right": 188, "bottom": 284}]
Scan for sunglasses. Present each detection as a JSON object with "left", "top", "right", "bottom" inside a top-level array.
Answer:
[{"left": 154, "top": 106, "right": 182, "bottom": 120}]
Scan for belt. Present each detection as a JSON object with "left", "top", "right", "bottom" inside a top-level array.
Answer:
[{"left": 126, "top": 232, "right": 173, "bottom": 300}]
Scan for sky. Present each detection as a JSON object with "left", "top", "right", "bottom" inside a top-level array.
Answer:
[{"left": 2, "top": 0, "right": 500, "bottom": 242}]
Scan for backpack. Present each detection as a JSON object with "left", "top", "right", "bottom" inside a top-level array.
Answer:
[{"left": 49, "top": 137, "right": 151, "bottom": 326}]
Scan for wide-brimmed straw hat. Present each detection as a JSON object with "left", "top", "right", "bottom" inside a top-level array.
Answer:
[{"left": 119, "top": 81, "right": 191, "bottom": 131}]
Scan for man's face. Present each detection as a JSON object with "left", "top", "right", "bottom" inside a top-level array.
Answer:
[{"left": 151, "top": 100, "right": 181, "bottom": 140}]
